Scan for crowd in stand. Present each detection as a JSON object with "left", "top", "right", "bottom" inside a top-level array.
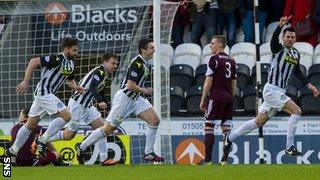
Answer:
[{"left": 170, "top": 0, "right": 320, "bottom": 48}]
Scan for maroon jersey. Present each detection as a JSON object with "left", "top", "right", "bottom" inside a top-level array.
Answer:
[
  {"left": 11, "top": 121, "right": 42, "bottom": 164},
  {"left": 206, "top": 52, "right": 236, "bottom": 103}
]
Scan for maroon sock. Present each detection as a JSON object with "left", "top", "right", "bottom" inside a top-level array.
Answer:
[{"left": 204, "top": 133, "right": 214, "bottom": 162}]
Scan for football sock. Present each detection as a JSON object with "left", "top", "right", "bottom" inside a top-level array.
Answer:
[
  {"left": 80, "top": 127, "right": 106, "bottom": 151},
  {"left": 47, "top": 130, "right": 64, "bottom": 142},
  {"left": 98, "top": 138, "right": 108, "bottom": 162},
  {"left": 144, "top": 125, "right": 158, "bottom": 154},
  {"left": 40, "top": 117, "right": 66, "bottom": 143},
  {"left": 204, "top": 120, "right": 214, "bottom": 162},
  {"left": 229, "top": 118, "right": 258, "bottom": 142},
  {"left": 11, "top": 125, "right": 32, "bottom": 155},
  {"left": 286, "top": 114, "right": 300, "bottom": 149}
]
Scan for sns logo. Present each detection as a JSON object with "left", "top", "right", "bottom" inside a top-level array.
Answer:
[
  {"left": 2, "top": 156, "right": 11, "bottom": 177},
  {"left": 175, "top": 138, "right": 205, "bottom": 164},
  {"left": 45, "top": 3, "right": 68, "bottom": 25}
]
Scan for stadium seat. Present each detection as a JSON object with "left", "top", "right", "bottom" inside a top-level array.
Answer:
[
  {"left": 174, "top": 43, "right": 201, "bottom": 70},
  {"left": 299, "top": 85, "right": 320, "bottom": 114},
  {"left": 185, "top": 85, "right": 203, "bottom": 115},
  {"left": 235, "top": 28, "right": 244, "bottom": 43},
  {"left": 286, "top": 85, "right": 300, "bottom": 106},
  {"left": 148, "top": 44, "right": 173, "bottom": 70},
  {"left": 170, "top": 64, "right": 194, "bottom": 91},
  {"left": 170, "top": 86, "right": 185, "bottom": 116},
  {"left": 224, "top": 45, "right": 230, "bottom": 56},
  {"left": 293, "top": 42, "right": 314, "bottom": 70},
  {"left": 194, "top": 64, "right": 207, "bottom": 85},
  {"left": 241, "top": 85, "right": 256, "bottom": 115},
  {"left": 288, "top": 65, "right": 307, "bottom": 90},
  {"left": 313, "top": 44, "right": 320, "bottom": 64},
  {"left": 308, "top": 63, "right": 320, "bottom": 85},
  {"left": 231, "top": 42, "right": 256, "bottom": 70},
  {"left": 265, "top": 22, "right": 278, "bottom": 42},
  {"left": 236, "top": 63, "right": 251, "bottom": 90},
  {"left": 259, "top": 42, "right": 272, "bottom": 64},
  {"left": 201, "top": 43, "right": 230, "bottom": 64},
  {"left": 250, "top": 63, "right": 270, "bottom": 86}
]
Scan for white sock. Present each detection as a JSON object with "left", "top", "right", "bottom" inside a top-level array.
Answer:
[
  {"left": 144, "top": 125, "right": 158, "bottom": 154},
  {"left": 11, "top": 125, "right": 32, "bottom": 155},
  {"left": 98, "top": 138, "right": 108, "bottom": 162},
  {"left": 80, "top": 127, "right": 106, "bottom": 151},
  {"left": 229, "top": 119, "right": 258, "bottom": 142},
  {"left": 47, "top": 130, "right": 64, "bottom": 142},
  {"left": 40, "top": 117, "right": 66, "bottom": 143},
  {"left": 286, "top": 114, "right": 300, "bottom": 149}
]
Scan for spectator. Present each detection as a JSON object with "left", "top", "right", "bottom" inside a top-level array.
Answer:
[
  {"left": 283, "top": 0, "right": 318, "bottom": 47},
  {"left": 266, "top": 0, "right": 285, "bottom": 26},
  {"left": 240, "top": 0, "right": 268, "bottom": 44},
  {"left": 217, "top": 0, "right": 238, "bottom": 47},
  {"left": 191, "top": 0, "right": 219, "bottom": 47},
  {"left": 315, "top": 0, "right": 320, "bottom": 27},
  {"left": 171, "top": 0, "right": 190, "bottom": 48}
]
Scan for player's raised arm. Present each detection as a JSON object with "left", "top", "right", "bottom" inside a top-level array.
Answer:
[
  {"left": 16, "top": 57, "right": 41, "bottom": 94},
  {"left": 270, "top": 16, "right": 292, "bottom": 54}
]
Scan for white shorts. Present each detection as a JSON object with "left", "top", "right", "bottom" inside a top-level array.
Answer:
[
  {"left": 259, "top": 83, "right": 291, "bottom": 118},
  {"left": 106, "top": 90, "right": 153, "bottom": 127},
  {"left": 28, "top": 94, "right": 66, "bottom": 117},
  {"left": 66, "top": 98, "right": 101, "bottom": 132}
]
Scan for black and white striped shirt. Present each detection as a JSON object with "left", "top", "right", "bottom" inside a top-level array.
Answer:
[
  {"left": 34, "top": 53, "right": 75, "bottom": 96},
  {"left": 268, "top": 26, "right": 308, "bottom": 89},
  {"left": 120, "top": 55, "right": 150, "bottom": 100},
  {"left": 72, "top": 64, "right": 112, "bottom": 107}
]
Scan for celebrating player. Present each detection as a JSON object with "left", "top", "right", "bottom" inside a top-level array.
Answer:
[
  {"left": 47, "top": 53, "right": 118, "bottom": 165},
  {"left": 222, "top": 16, "right": 319, "bottom": 161},
  {"left": 6, "top": 37, "right": 84, "bottom": 158},
  {"left": 75, "top": 39, "right": 165, "bottom": 163}
]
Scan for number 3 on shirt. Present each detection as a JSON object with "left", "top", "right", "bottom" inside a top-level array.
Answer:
[{"left": 225, "top": 62, "right": 231, "bottom": 78}]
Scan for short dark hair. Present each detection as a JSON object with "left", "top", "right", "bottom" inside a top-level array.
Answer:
[
  {"left": 102, "top": 53, "right": 118, "bottom": 63},
  {"left": 21, "top": 107, "right": 29, "bottom": 118},
  {"left": 212, "top": 35, "right": 226, "bottom": 48},
  {"left": 61, "top": 37, "right": 78, "bottom": 50},
  {"left": 138, "top": 39, "right": 153, "bottom": 54},
  {"left": 283, "top": 27, "right": 296, "bottom": 36}
]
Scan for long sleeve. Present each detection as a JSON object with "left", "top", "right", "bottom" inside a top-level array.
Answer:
[
  {"left": 270, "top": 26, "right": 283, "bottom": 53},
  {"left": 294, "top": 64, "right": 309, "bottom": 86},
  {"left": 89, "top": 84, "right": 103, "bottom": 103}
]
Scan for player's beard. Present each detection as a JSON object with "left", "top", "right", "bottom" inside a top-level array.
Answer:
[{"left": 66, "top": 51, "right": 75, "bottom": 60}]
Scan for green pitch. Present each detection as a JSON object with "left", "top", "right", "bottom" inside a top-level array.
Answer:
[{"left": 7, "top": 164, "right": 320, "bottom": 180}]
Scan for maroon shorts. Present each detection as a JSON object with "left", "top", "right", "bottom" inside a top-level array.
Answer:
[{"left": 206, "top": 99, "right": 233, "bottom": 122}]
